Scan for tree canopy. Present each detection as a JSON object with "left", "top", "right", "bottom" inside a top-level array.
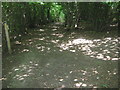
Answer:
[{"left": 2, "top": 2, "right": 119, "bottom": 52}]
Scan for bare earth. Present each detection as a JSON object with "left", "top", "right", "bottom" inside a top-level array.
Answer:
[{"left": 2, "top": 23, "right": 118, "bottom": 88}]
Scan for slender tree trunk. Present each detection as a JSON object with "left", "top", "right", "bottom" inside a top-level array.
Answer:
[{"left": 4, "top": 23, "right": 12, "bottom": 54}]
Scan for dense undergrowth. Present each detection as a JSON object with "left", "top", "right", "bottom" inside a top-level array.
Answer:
[{"left": 2, "top": 2, "right": 119, "bottom": 53}]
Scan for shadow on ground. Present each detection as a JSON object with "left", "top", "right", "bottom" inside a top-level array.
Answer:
[{"left": 2, "top": 23, "right": 118, "bottom": 88}]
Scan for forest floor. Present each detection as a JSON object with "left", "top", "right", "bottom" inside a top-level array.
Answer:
[{"left": 2, "top": 22, "right": 118, "bottom": 88}]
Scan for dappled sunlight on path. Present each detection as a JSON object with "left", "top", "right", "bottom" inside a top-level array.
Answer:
[
  {"left": 58, "top": 37, "right": 119, "bottom": 61},
  {"left": 3, "top": 23, "right": 118, "bottom": 88}
]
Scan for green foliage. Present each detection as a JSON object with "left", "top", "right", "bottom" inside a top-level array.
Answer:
[
  {"left": 50, "top": 3, "right": 65, "bottom": 22},
  {"left": 2, "top": 2, "right": 119, "bottom": 54},
  {"left": 2, "top": 2, "right": 118, "bottom": 37},
  {"left": 61, "top": 2, "right": 118, "bottom": 30}
]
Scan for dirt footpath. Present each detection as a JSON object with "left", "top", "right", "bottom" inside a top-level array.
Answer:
[{"left": 2, "top": 23, "right": 118, "bottom": 88}]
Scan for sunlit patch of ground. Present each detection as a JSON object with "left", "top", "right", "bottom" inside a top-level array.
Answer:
[
  {"left": 58, "top": 37, "right": 119, "bottom": 61},
  {"left": 2, "top": 23, "right": 118, "bottom": 88}
]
